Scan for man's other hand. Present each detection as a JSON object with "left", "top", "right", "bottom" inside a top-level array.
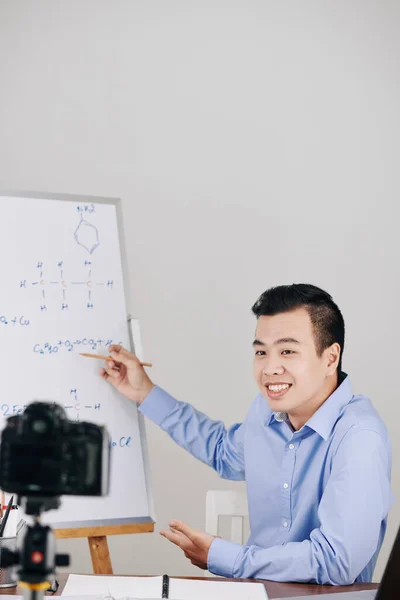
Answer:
[{"left": 160, "top": 520, "right": 215, "bottom": 570}]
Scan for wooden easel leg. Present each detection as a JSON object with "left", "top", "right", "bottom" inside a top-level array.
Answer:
[{"left": 88, "top": 535, "right": 113, "bottom": 574}]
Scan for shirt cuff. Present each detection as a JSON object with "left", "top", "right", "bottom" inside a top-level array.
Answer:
[
  {"left": 138, "top": 385, "right": 179, "bottom": 426},
  {"left": 207, "top": 537, "right": 243, "bottom": 578}
]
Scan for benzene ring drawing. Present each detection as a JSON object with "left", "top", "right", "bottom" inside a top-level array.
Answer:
[{"left": 74, "top": 217, "right": 100, "bottom": 254}]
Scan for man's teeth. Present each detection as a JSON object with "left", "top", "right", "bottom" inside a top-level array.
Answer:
[{"left": 268, "top": 384, "right": 290, "bottom": 392}]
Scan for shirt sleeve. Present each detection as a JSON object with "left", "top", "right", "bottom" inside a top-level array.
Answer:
[
  {"left": 208, "top": 428, "right": 392, "bottom": 585},
  {"left": 138, "top": 385, "right": 245, "bottom": 480}
]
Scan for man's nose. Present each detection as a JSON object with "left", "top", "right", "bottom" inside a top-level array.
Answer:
[{"left": 262, "top": 359, "right": 285, "bottom": 376}]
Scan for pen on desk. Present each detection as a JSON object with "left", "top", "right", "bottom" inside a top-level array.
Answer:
[
  {"left": 79, "top": 352, "right": 152, "bottom": 367},
  {"left": 162, "top": 574, "right": 169, "bottom": 599},
  {"left": 0, "top": 495, "right": 13, "bottom": 537}
]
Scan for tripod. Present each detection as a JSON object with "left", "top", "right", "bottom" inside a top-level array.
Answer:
[{"left": 0, "top": 496, "right": 69, "bottom": 600}]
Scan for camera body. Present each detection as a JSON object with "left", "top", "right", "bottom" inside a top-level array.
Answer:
[{"left": 0, "top": 401, "right": 110, "bottom": 497}]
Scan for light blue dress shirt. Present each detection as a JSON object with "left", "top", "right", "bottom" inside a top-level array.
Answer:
[{"left": 139, "top": 375, "right": 393, "bottom": 585}]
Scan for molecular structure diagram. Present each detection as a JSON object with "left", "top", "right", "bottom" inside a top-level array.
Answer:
[
  {"left": 74, "top": 203, "right": 100, "bottom": 255},
  {"left": 20, "top": 260, "right": 114, "bottom": 311}
]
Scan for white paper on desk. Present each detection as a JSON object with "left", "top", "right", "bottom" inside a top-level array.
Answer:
[
  {"left": 62, "top": 574, "right": 268, "bottom": 600},
  {"left": 63, "top": 594, "right": 160, "bottom": 600},
  {"left": 170, "top": 578, "right": 268, "bottom": 600},
  {"left": 62, "top": 574, "right": 163, "bottom": 597}
]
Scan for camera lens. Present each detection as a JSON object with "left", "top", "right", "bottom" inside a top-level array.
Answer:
[{"left": 32, "top": 420, "right": 48, "bottom": 434}]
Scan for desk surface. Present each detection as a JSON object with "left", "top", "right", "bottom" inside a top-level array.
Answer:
[{"left": 0, "top": 573, "right": 379, "bottom": 598}]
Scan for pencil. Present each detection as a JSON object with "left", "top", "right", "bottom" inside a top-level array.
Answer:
[
  {"left": 0, "top": 491, "right": 4, "bottom": 518},
  {"left": 79, "top": 352, "right": 152, "bottom": 367}
]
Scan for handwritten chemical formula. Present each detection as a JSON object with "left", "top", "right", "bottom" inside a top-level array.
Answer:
[
  {"left": 33, "top": 337, "right": 121, "bottom": 355},
  {"left": 20, "top": 261, "right": 114, "bottom": 312},
  {"left": 75, "top": 204, "right": 100, "bottom": 255},
  {"left": 1, "top": 388, "right": 133, "bottom": 450},
  {"left": 66, "top": 388, "right": 100, "bottom": 421},
  {"left": 0, "top": 315, "right": 30, "bottom": 327}
]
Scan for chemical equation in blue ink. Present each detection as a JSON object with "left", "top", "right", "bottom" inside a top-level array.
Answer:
[
  {"left": 33, "top": 337, "right": 121, "bottom": 355},
  {"left": 20, "top": 261, "right": 114, "bottom": 311},
  {"left": 0, "top": 315, "right": 30, "bottom": 327}
]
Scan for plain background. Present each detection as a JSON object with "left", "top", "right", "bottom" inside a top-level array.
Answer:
[{"left": 0, "top": 0, "right": 398, "bottom": 581}]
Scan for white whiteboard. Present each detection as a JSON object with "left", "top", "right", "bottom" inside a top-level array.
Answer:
[{"left": 0, "top": 192, "right": 153, "bottom": 529}]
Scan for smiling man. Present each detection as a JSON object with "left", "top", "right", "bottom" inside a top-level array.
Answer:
[{"left": 101, "top": 284, "right": 392, "bottom": 585}]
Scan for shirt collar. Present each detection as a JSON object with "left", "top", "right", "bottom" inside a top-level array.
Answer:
[
  {"left": 266, "top": 373, "right": 354, "bottom": 440},
  {"left": 305, "top": 373, "right": 353, "bottom": 440}
]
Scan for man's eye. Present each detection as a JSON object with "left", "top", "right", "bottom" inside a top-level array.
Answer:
[
  {"left": 255, "top": 350, "right": 266, "bottom": 356},
  {"left": 282, "top": 350, "right": 294, "bottom": 355}
]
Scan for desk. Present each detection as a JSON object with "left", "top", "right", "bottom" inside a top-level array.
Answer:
[{"left": 0, "top": 574, "right": 379, "bottom": 598}]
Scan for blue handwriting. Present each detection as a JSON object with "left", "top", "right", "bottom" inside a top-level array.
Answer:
[
  {"left": 111, "top": 436, "right": 132, "bottom": 448},
  {"left": 1, "top": 402, "right": 100, "bottom": 417},
  {"left": 77, "top": 204, "right": 96, "bottom": 214},
  {"left": 0, "top": 315, "right": 30, "bottom": 327},
  {"left": 33, "top": 338, "right": 121, "bottom": 355}
]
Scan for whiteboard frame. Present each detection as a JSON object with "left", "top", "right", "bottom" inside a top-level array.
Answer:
[{"left": 0, "top": 190, "right": 155, "bottom": 530}]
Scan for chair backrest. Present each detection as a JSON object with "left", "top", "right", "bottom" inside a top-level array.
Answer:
[{"left": 206, "top": 489, "right": 248, "bottom": 544}]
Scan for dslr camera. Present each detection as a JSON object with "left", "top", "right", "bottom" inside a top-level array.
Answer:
[
  {"left": 0, "top": 401, "right": 110, "bottom": 598},
  {"left": 0, "top": 401, "right": 110, "bottom": 502}
]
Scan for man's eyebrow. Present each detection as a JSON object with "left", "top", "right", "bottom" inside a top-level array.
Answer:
[
  {"left": 274, "top": 337, "right": 300, "bottom": 345},
  {"left": 252, "top": 337, "right": 301, "bottom": 347}
]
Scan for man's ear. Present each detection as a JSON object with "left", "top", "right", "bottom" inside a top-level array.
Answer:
[{"left": 326, "top": 343, "right": 341, "bottom": 376}]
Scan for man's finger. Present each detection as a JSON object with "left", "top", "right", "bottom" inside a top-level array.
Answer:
[
  {"left": 104, "top": 366, "right": 122, "bottom": 381},
  {"left": 100, "top": 368, "right": 109, "bottom": 380},
  {"left": 169, "top": 520, "right": 198, "bottom": 542},
  {"left": 160, "top": 529, "right": 188, "bottom": 549},
  {"left": 101, "top": 367, "right": 120, "bottom": 381},
  {"left": 110, "top": 345, "right": 141, "bottom": 368},
  {"left": 108, "top": 344, "right": 122, "bottom": 353}
]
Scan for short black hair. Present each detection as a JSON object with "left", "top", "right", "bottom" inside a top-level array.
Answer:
[{"left": 251, "top": 283, "right": 345, "bottom": 374}]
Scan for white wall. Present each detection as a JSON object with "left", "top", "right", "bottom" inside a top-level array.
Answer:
[{"left": 0, "top": 0, "right": 399, "bottom": 581}]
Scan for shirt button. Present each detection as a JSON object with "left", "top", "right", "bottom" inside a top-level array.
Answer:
[
  {"left": 283, "top": 483, "right": 289, "bottom": 489},
  {"left": 283, "top": 521, "right": 288, "bottom": 528},
  {"left": 289, "top": 444, "right": 295, "bottom": 449}
]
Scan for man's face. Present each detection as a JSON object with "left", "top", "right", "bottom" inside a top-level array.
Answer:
[{"left": 253, "top": 308, "right": 338, "bottom": 418}]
